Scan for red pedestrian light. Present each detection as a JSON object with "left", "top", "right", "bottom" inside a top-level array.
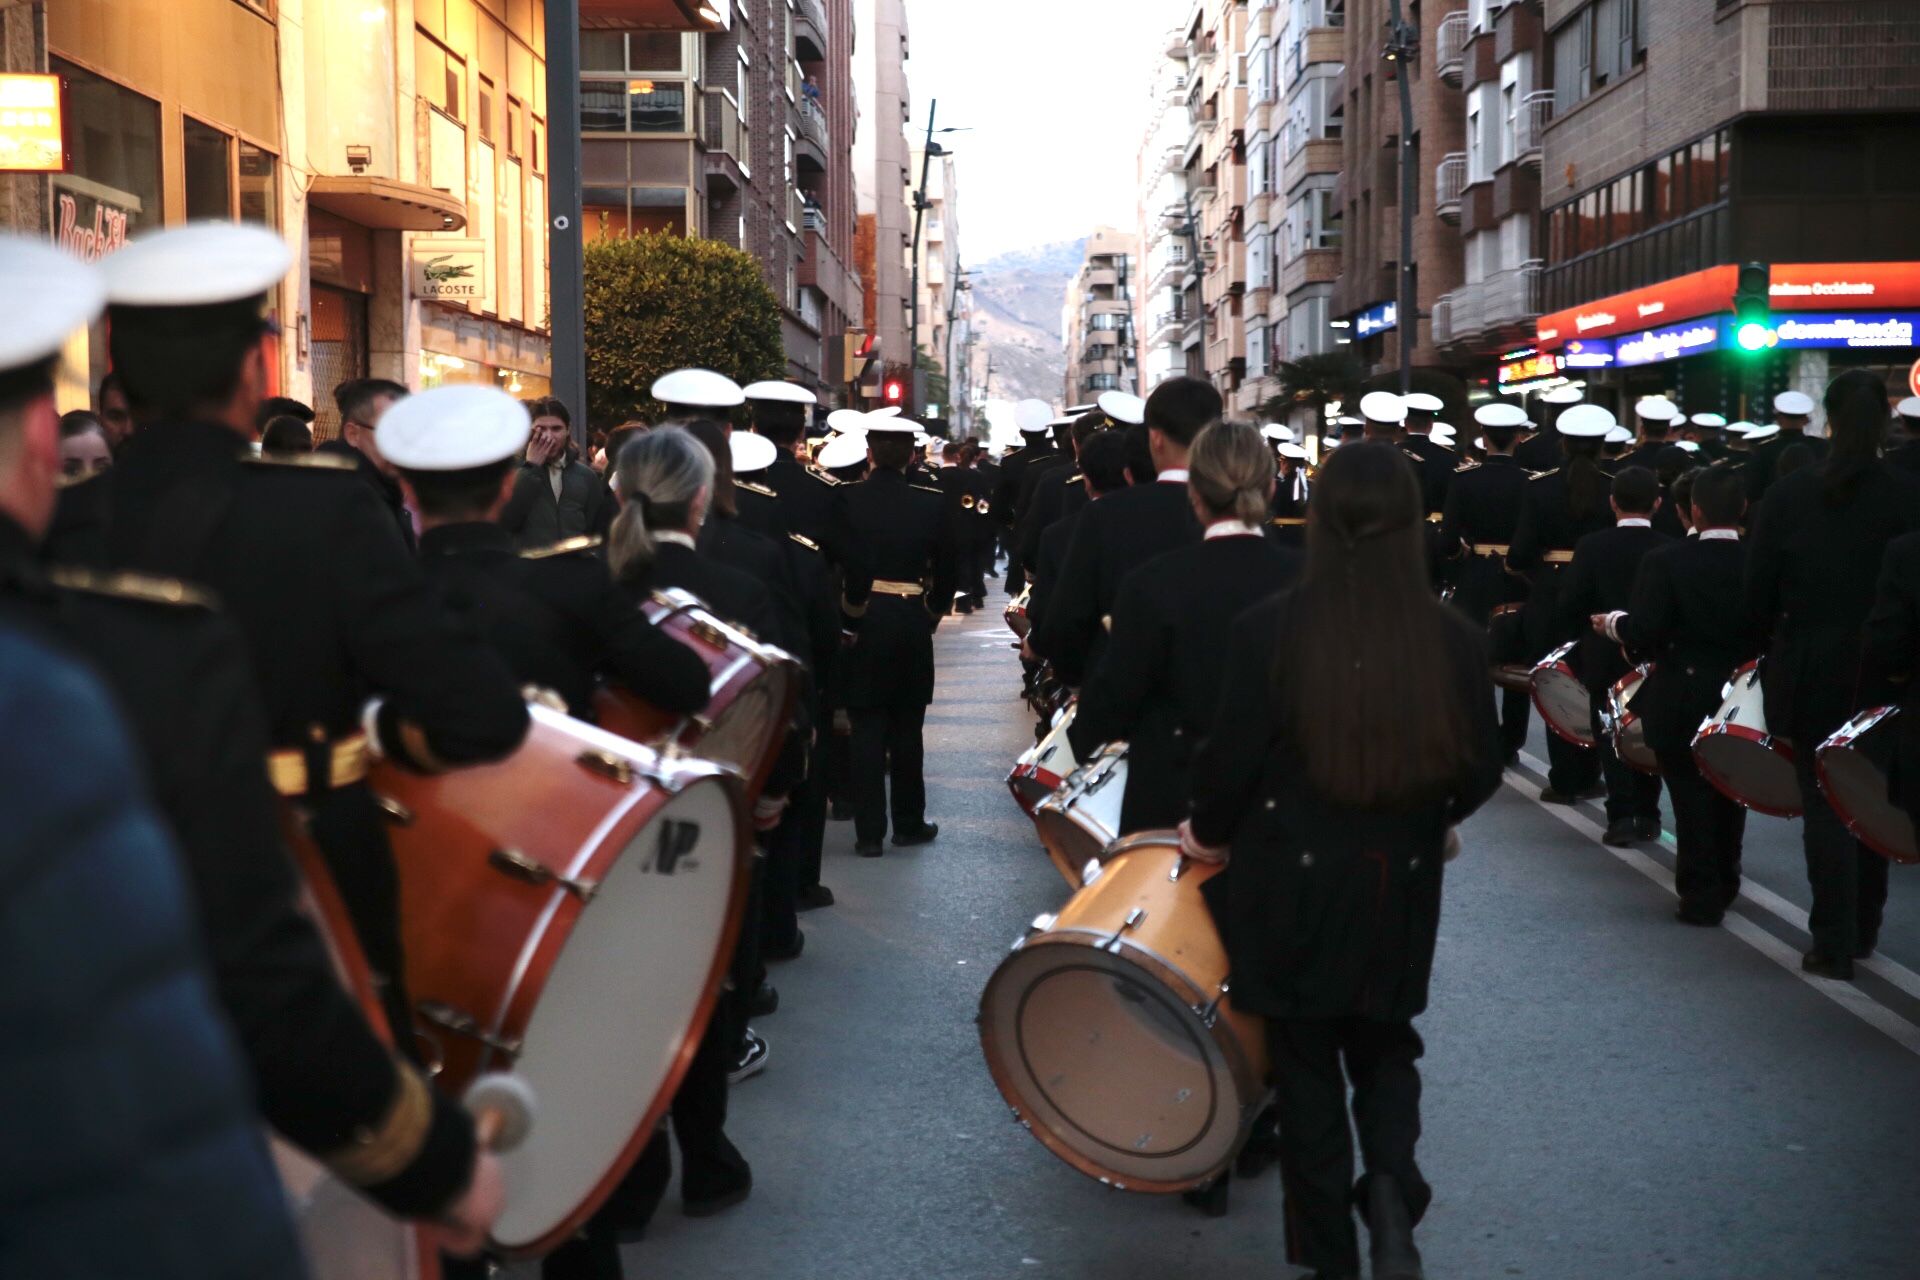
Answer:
[{"left": 884, "top": 379, "right": 904, "bottom": 403}]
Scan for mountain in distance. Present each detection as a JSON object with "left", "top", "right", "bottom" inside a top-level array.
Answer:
[{"left": 966, "top": 236, "right": 1083, "bottom": 442}]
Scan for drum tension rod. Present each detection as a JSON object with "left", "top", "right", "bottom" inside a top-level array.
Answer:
[
  {"left": 1196, "top": 980, "right": 1231, "bottom": 1029},
  {"left": 415, "top": 1000, "right": 523, "bottom": 1057},
  {"left": 576, "top": 748, "right": 638, "bottom": 786},
  {"left": 489, "top": 847, "right": 601, "bottom": 901},
  {"left": 373, "top": 794, "right": 415, "bottom": 826},
  {"left": 1104, "top": 907, "right": 1147, "bottom": 952}
]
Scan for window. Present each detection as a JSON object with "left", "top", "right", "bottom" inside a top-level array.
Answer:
[
  {"left": 581, "top": 79, "right": 688, "bottom": 132},
  {"left": 53, "top": 59, "right": 163, "bottom": 231},
  {"left": 584, "top": 30, "right": 685, "bottom": 72},
  {"left": 1288, "top": 290, "right": 1333, "bottom": 359},
  {"left": 1248, "top": 223, "right": 1270, "bottom": 288},
  {"left": 1552, "top": 0, "right": 1643, "bottom": 114},
  {"left": 507, "top": 99, "right": 523, "bottom": 158},
  {"left": 183, "top": 117, "right": 232, "bottom": 221},
  {"left": 238, "top": 141, "right": 277, "bottom": 227},
  {"left": 1248, "top": 322, "right": 1268, "bottom": 379},
  {"left": 477, "top": 78, "right": 494, "bottom": 144}
]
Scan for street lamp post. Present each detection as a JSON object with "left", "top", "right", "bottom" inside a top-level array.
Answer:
[
  {"left": 908, "top": 103, "right": 967, "bottom": 414},
  {"left": 1383, "top": 2, "right": 1419, "bottom": 396},
  {"left": 544, "top": 0, "right": 588, "bottom": 442}
]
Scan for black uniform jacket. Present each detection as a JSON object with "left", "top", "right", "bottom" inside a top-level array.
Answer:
[
  {"left": 418, "top": 523, "right": 709, "bottom": 719},
  {"left": 1513, "top": 429, "right": 1562, "bottom": 473},
  {"left": 1559, "top": 521, "right": 1674, "bottom": 693},
  {"left": 1, "top": 519, "right": 472, "bottom": 1218},
  {"left": 1402, "top": 434, "right": 1456, "bottom": 515},
  {"left": 1189, "top": 594, "right": 1503, "bottom": 1021},
  {"left": 1027, "top": 502, "right": 1085, "bottom": 637},
  {"left": 1616, "top": 535, "right": 1753, "bottom": 757},
  {"left": 1032, "top": 477, "right": 1201, "bottom": 686},
  {"left": 1747, "top": 431, "right": 1831, "bottom": 500},
  {"left": 700, "top": 508, "right": 811, "bottom": 663},
  {"left": 317, "top": 438, "right": 416, "bottom": 552},
  {"left": 1016, "top": 464, "right": 1090, "bottom": 574},
  {"left": 1746, "top": 461, "right": 1920, "bottom": 734},
  {"left": 1886, "top": 440, "right": 1920, "bottom": 478},
  {"left": 1070, "top": 532, "right": 1300, "bottom": 832},
  {"left": 1507, "top": 467, "right": 1613, "bottom": 659},
  {"left": 834, "top": 466, "right": 956, "bottom": 708},
  {"left": 991, "top": 441, "right": 1056, "bottom": 533},
  {"left": 1438, "top": 454, "right": 1528, "bottom": 624},
  {"left": 1863, "top": 531, "right": 1920, "bottom": 823},
  {"left": 763, "top": 447, "right": 842, "bottom": 548},
  {"left": 46, "top": 470, "right": 110, "bottom": 564}
]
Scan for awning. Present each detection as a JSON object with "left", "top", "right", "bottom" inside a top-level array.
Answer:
[
  {"left": 307, "top": 176, "right": 467, "bottom": 233},
  {"left": 580, "top": 0, "right": 729, "bottom": 30}
]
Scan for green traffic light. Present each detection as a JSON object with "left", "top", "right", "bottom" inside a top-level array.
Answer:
[{"left": 1736, "top": 321, "right": 1773, "bottom": 352}]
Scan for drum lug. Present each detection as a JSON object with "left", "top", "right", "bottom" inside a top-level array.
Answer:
[
  {"left": 576, "top": 748, "right": 638, "bottom": 786},
  {"left": 1030, "top": 912, "right": 1056, "bottom": 932},
  {"left": 1168, "top": 855, "right": 1186, "bottom": 882},
  {"left": 1080, "top": 859, "right": 1104, "bottom": 887},
  {"left": 489, "top": 847, "right": 601, "bottom": 901},
  {"left": 373, "top": 794, "right": 414, "bottom": 826},
  {"left": 415, "top": 1000, "right": 523, "bottom": 1058},
  {"left": 1197, "top": 980, "right": 1231, "bottom": 1028},
  {"left": 1104, "top": 907, "right": 1146, "bottom": 952}
]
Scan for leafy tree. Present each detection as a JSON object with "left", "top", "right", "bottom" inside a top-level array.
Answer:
[
  {"left": 582, "top": 233, "right": 785, "bottom": 424},
  {"left": 1260, "top": 350, "right": 1365, "bottom": 426}
]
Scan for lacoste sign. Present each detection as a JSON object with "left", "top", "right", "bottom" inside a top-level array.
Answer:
[{"left": 409, "top": 239, "right": 487, "bottom": 301}]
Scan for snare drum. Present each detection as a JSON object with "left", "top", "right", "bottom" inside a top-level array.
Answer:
[
  {"left": 1489, "top": 604, "right": 1532, "bottom": 692},
  {"left": 1032, "top": 745, "right": 1129, "bottom": 885},
  {"left": 977, "top": 833, "right": 1268, "bottom": 1193},
  {"left": 305, "top": 705, "right": 751, "bottom": 1256},
  {"left": 1005, "top": 585, "right": 1033, "bottom": 640},
  {"left": 1530, "top": 642, "right": 1595, "bottom": 747},
  {"left": 1817, "top": 706, "right": 1919, "bottom": 864},
  {"left": 593, "top": 588, "right": 798, "bottom": 800},
  {"left": 1008, "top": 699, "right": 1084, "bottom": 815},
  {"left": 1605, "top": 666, "right": 1661, "bottom": 775},
  {"left": 1692, "top": 660, "right": 1801, "bottom": 817}
]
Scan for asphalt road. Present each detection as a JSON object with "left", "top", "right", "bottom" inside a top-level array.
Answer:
[{"left": 602, "top": 584, "right": 1920, "bottom": 1280}]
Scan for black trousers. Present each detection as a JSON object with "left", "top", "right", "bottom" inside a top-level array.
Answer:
[
  {"left": 1589, "top": 698, "right": 1662, "bottom": 824},
  {"left": 788, "top": 758, "right": 829, "bottom": 892},
  {"left": 849, "top": 702, "right": 928, "bottom": 844},
  {"left": 1543, "top": 721, "right": 1601, "bottom": 795},
  {"left": 1655, "top": 741, "right": 1745, "bottom": 915},
  {"left": 1499, "top": 686, "right": 1530, "bottom": 760},
  {"left": 1789, "top": 710, "right": 1889, "bottom": 958},
  {"left": 760, "top": 802, "right": 801, "bottom": 955},
  {"left": 823, "top": 710, "right": 852, "bottom": 810},
  {"left": 1267, "top": 1017, "right": 1431, "bottom": 1277}
]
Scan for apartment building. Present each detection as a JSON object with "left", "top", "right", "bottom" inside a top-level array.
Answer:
[
  {"left": 1062, "top": 226, "right": 1139, "bottom": 404},
  {"left": 910, "top": 143, "right": 972, "bottom": 430},
  {"left": 1135, "top": 30, "right": 1192, "bottom": 392},
  {"left": 1182, "top": 0, "right": 1249, "bottom": 405},
  {"left": 853, "top": 0, "right": 913, "bottom": 387}
]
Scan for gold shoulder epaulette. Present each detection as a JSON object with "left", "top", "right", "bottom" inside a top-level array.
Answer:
[
  {"left": 811, "top": 470, "right": 842, "bottom": 486},
  {"left": 735, "top": 479, "right": 778, "bottom": 499},
  {"left": 789, "top": 532, "right": 821, "bottom": 553},
  {"left": 1065, "top": 473, "right": 1084, "bottom": 484},
  {"left": 1270, "top": 517, "right": 1306, "bottom": 527},
  {"left": 912, "top": 484, "right": 944, "bottom": 496},
  {"left": 48, "top": 566, "right": 216, "bottom": 610},
  {"left": 246, "top": 451, "right": 357, "bottom": 472},
  {"left": 520, "top": 534, "right": 604, "bottom": 560},
  {"left": 1401, "top": 448, "right": 1425, "bottom": 464},
  {"left": 1454, "top": 460, "right": 1481, "bottom": 473},
  {"left": 1529, "top": 467, "right": 1561, "bottom": 481}
]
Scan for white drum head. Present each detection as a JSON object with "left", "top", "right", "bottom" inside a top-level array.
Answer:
[
  {"left": 1695, "top": 731, "right": 1801, "bottom": 815},
  {"left": 490, "top": 775, "right": 740, "bottom": 1249},
  {"left": 700, "top": 665, "right": 789, "bottom": 775},
  {"left": 982, "top": 939, "right": 1243, "bottom": 1188},
  {"left": 272, "top": 1140, "right": 424, "bottom": 1280},
  {"left": 1035, "top": 752, "right": 1129, "bottom": 873},
  {"left": 1820, "top": 717, "right": 1918, "bottom": 862},
  {"left": 1533, "top": 667, "right": 1595, "bottom": 747}
]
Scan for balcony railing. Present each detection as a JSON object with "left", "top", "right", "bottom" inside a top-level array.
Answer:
[
  {"left": 1431, "top": 293, "right": 1454, "bottom": 347},
  {"left": 1436, "top": 11, "right": 1469, "bottom": 86},
  {"left": 1439, "top": 260, "right": 1544, "bottom": 346},
  {"left": 794, "top": 0, "right": 827, "bottom": 43},
  {"left": 702, "top": 88, "right": 745, "bottom": 168},
  {"left": 796, "top": 93, "right": 827, "bottom": 152},
  {"left": 1516, "top": 90, "right": 1552, "bottom": 167},
  {"left": 1189, "top": 34, "right": 1218, "bottom": 64},
  {"left": 802, "top": 201, "right": 828, "bottom": 233},
  {"left": 1435, "top": 152, "right": 1467, "bottom": 223}
]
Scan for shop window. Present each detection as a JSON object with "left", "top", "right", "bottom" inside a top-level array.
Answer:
[
  {"left": 53, "top": 59, "right": 163, "bottom": 231},
  {"left": 505, "top": 157, "right": 525, "bottom": 325},
  {"left": 507, "top": 99, "right": 523, "bottom": 158},
  {"left": 183, "top": 117, "right": 233, "bottom": 221},
  {"left": 581, "top": 80, "right": 687, "bottom": 133},
  {"left": 529, "top": 171, "right": 548, "bottom": 327},
  {"left": 478, "top": 79, "right": 495, "bottom": 144},
  {"left": 582, "top": 31, "right": 627, "bottom": 71},
  {"left": 476, "top": 139, "right": 497, "bottom": 314},
  {"left": 238, "top": 141, "right": 277, "bottom": 227}
]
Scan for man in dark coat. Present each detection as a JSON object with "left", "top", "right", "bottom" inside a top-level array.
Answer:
[
  {"left": 1561, "top": 465, "right": 1673, "bottom": 844},
  {"left": 1440, "top": 403, "right": 1533, "bottom": 760},
  {"left": 1746, "top": 389, "right": 1830, "bottom": 501},
  {"left": 991, "top": 400, "right": 1059, "bottom": 595},
  {"left": 502, "top": 395, "right": 615, "bottom": 547},
  {"left": 1615, "top": 395, "right": 1680, "bottom": 474},
  {"left": 320, "top": 376, "right": 416, "bottom": 550}
]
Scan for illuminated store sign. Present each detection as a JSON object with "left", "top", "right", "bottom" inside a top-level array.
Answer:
[
  {"left": 1353, "top": 301, "right": 1397, "bottom": 338},
  {"left": 1615, "top": 317, "right": 1727, "bottom": 367},
  {"left": 1769, "top": 263, "right": 1920, "bottom": 312},
  {"left": 1559, "top": 338, "right": 1616, "bottom": 369},
  {"left": 1764, "top": 312, "right": 1920, "bottom": 349}
]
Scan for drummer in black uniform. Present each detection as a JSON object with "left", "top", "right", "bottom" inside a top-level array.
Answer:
[
  {"left": 1747, "top": 389, "right": 1827, "bottom": 499},
  {"left": 1508, "top": 401, "right": 1616, "bottom": 802},
  {"left": 1616, "top": 396, "right": 1680, "bottom": 472},
  {"left": 991, "top": 399, "right": 1058, "bottom": 595},
  {"left": 1400, "top": 391, "right": 1455, "bottom": 518},
  {"left": 1888, "top": 397, "right": 1920, "bottom": 476},
  {"left": 834, "top": 412, "right": 959, "bottom": 856},
  {"left": 1441, "top": 402, "right": 1534, "bottom": 761},
  {"left": 1516, "top": 384, "right": 1579, "bottom": 472}
]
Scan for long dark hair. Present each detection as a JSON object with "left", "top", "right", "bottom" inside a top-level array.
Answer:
[
  {"left": 1273, "top": 443, "right": 1481, "bottom": 809},
  {"left": 1820, "top": 369, "right": 1889, "bottom": 507},
  {"left": 1561, "top": 435, "right": 1609, "bottom": 521}
]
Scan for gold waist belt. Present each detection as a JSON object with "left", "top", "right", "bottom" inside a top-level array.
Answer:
[
  {"left": 1470, "top": 543, "right": 1511, "bottom": 557},
  {"left": 1541, "top": 550, "right": 1575, "bottom": 565},
  {"left": 871, "top": 580, "right": 925, "bottom": 598},
  {"left": 268, "top": 733, "right": 371, "bottom": 797}
]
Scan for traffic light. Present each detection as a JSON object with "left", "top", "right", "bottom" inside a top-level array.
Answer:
[
  {"left": 884, "top": 377, "right": 905, "bottom": 404},
  {"left": 1733, "top": 262, "right": 1773, "bottom": 353}
]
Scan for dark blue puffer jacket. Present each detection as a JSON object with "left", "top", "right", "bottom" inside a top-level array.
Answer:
[{"left": 0, "top": 623, "right": 305, "bottom": 1279}]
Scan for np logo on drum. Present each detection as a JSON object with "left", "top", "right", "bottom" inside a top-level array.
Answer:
[{"left": 651, "top": 820, "right": 702, "bottom": 875}]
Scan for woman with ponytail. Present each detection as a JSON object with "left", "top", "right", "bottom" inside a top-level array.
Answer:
[
  {"left": 1182, "top": 442, "right": 1503, "bottom": 1280},
  {"left": 1070, "top": 420, "right": 1302, "bottom": 833},
  {"left": 1746, "top": 369, "right": 1920, "bottom": 979}
]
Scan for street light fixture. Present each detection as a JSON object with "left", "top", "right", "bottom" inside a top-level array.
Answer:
[
  {"left": 1382, "top": 3, "right": 1420, "bottom": 395},
  {"left": 909, "top": 102, "right": 968, "bottom": 412}
]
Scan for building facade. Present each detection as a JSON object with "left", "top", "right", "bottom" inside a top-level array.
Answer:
[
  {"left": 852, "top": 0, "right": 912, "bottom": 393},
  {"left": 910, "top": 143, "right": 971, "bottom": 431},
  {"left": 1135, "top": 28, "right": 1191, "bottom": 393},
  {"left": 1062, "top": 226, "right": 1138, "bottom": 404},
  {"left": 1183, "top": 0, "right": 1248, "bottom": 406}
]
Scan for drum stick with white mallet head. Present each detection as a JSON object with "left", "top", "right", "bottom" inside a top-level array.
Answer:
[{"left": 462, "top": 1072, "right": 538, "bottom": 1153}]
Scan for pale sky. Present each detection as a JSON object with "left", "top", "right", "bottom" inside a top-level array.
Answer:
[{"left": 902, "top": 0, "right": 1185, "bottom": 263}]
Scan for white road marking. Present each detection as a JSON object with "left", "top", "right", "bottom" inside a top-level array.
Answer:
[{"left": 1504, "top": 751, "right": 1920, "bottom": 1057}]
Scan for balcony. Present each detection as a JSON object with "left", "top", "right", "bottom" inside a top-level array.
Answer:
[
  {"left": 787, "top": 185, "right": 804, "bottom": 231},
  {"left": 1516, "top": 90, "right": 1552, "bottom": 169},
  {"left": 701, "top": 88, "right": 747, "bottom": 191},
  {"left": 1435, "top": 152, "right": 1467, "bottom": 223},
  {"left": 797, "top": 207, "right": 849, "bottom": 309},
  {"left": 795, "top": 93, "right": 828, "bottom": 169},
  {"left": 1436, "top": 260, "right": 1543, "bottom": 350},
  {"left": 1189, "top": 33, "right": 1218, "bottom": 65},
  {"left": 581, "top": 0, "right": 728, "bottom": 31},
  {"left": 1431, "top": 293, "right": 1454, "bottom": 346},
  {"left": 1436, "top": 11, "right": 1470, "bottom": 86},
  {"left": 1191, "top": 101, "right": 1220, "bottom": 131},
  {"left": 793, "top": 0, "right": 827, "bottom": 60},
  {"left": 1151, "top": 309, "right": 1187, "bottom": 341}
]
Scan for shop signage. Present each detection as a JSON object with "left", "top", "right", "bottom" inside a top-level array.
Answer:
[
  {"left": 1763, "top": 312, "right": 1920, "bottom": 350},
  {"left": 1353, "top": 300, "right": 1397, "bottom": 338},
  {"left": 0, "top": 74, "right": 62, "bottom": 173},
  {"left": 1559, "top": 337, "right": 1616, "bottom": 369},
  {"left": 1537, "top": 265, "right": 1737, "bottom": 348},
  {"left": 1497, "top": 352, "right": 1559, "bottom": 387},
  {"left": 409, "top": 239, "right": 487, "bottom": 301},
  {"left": 1910, "top": 357, "right": 1920, "bottom": 401},
  {"left": 53, "top": 187, "right": 132, "bottom": 262},
  {"left": 1769, "top": 263, "right": 1920, "bottom": 312},
  {"left": 1615, "top": 316, "right": 1728, "bottom": 368}
]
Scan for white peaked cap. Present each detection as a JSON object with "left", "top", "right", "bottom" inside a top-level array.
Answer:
[
  {"left": 1261, "top": 423, "right": 1295, "bottom": 442},
  {"left": 101, "top": 221, "right": 291, "bottom": 307},
  {"left": 816, "top": 432, "right": 868, "bottom": 469},
  {"left": 1014, "top": 398, "right": 1054, "bottom": 433},
  {"left": 729, "top": 430, "right": 778, "bottom": 474},
  {"left": 1773, "top": 390, "right": 1815, "bottom": 416},
  {"left": 1635, "top": 396, "right": 1681, "bottom": 422},
  {"left": 1555, "top": 404, "right": 1618, "bottom": 438},
  {"left": 1744, "top": 423, "right": 1782, "bottom": 442},
  {"left": 1359, "top": 391, "right": 1406, "bottom": 425},
  {"left": 1895, "top": 396, "right": 1920, "bottom": 421},
  {"left": 1279, "top": 442, "right": 1310, "bottom": 460},
  {"left": 1689, "top": 412, "right": 1727, "bottom": 428},
  {"left": 1604, "top": 425, "right": 1635, "bottom": 445},
  {"left": 651, "top": 368, "right": 745, "bottom": 407},
  {"left": 1403, "top": 391, "right": 1444, "bottom": 413},
  {"left": 1096, "top": 390, "right": 1146, "bottom": 425},
  {"left": 1430, "top": 425, "right": 1457, "bottom": 446},
  {"left": 1676, "top": 441, "right": 1703, "bottom": 454},
  {"left": 1541, "top": 384, "right": 1586, "bottom": 405},
  {"left": 376, "top": 385, "right": 530, "bottom": 471},
  {"left": 868, "top": 405, "right": 904, "bottom": 419},
  {"left": 742, "top": 380, "right": 818, "bottom": 405},
  {"left": 1725, "top": 421, "right": 1759, "bottom": 437},
  {"left": 826, "top": 408, "right": 869, "bottom": 434},
  {"left": 0, "top": 236, "right": 105, "bottom": 372},
  {"left": 864, "top": 412, "right": 920, "bottom": 435},
  {"left": 1474, "top": 403, "right": 1529, "bottom": 429}
]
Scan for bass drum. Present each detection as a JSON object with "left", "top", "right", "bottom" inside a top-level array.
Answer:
[
  {"left": 1530, "top": 641, "right": 1595, "bottom": 748},
  {"left": 1005, "top": 585, "right": 1033, "bottom": 640},
  {"left": 1488, "top": 603, "right": 1533, "bottom": 693},
  {"left": 1605, "top": 666, "right": 1661, "bottom": 775},
  {"left": 978, "top": 834, "right": 1268, "bottom": 1193},
  {"left": 1692, "top": 660, "right": 1801, "bottom": 818},
  {"left": 1032, "top": 744, "right": 1129, "bottom": 886},
  {"left": 268, "top": 844, "right": 437, "bottom": 1280},
  {"left": 593, "top": 588, "right": 798, "bottom": 801},
  {"left": 1008, "top": 699, "right": 1083, "bottom": 816},
  {"left": 312, "top": 704, "right": 751, "bottom": 1256},
  {"left": 1817, "top": 706, "right": 1919, "bottom": 864}
]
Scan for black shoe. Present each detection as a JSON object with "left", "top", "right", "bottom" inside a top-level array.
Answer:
[
  {"left": 829, "top": 800, "right": 855, "bottom": 822},
  {"left": 1504, "top": 750, "right": 1521, "bottom": 767},
  {"left": 748, "top": 984, "right": 779, "bottom": 1017},
  {"left": 728, "top": 1029, "right": 770, "bottom": 1083},
  {"left": 682, "top": 1146, "right": 752, "bottom": 1218},
  {"left": 1366, "top": 1175, "right": 1424, "bottom": 1280},
  {"left": 1855, "top": 931, "right": 1879, "bottom": 961},
  {"left": 1180, "top": 1173, "right": 1230, "bottom": 1218},
  {"left": 1602, "top": 817, "right": 1640, "bottom": 847},
  {"left": 892, "top": 822, "right": 940, "bottom": 847},
  {"left": 1801, "top": 950, "right": 1856, "bottom": 981},
  {"left": 1234, "top": 1106, "right": 1282, "bottom": 1179},
  {"left": 1635, "top": 814, "right": 1662, "bottom": 841},
  {"left": 1539, "top": 785, "right": 1578, "bottom": 805},
  {"left": 796, "top": 883, "right": 835, "bottom": 910},
  {"left": 764, "top": 929, "right": 804, "bottom": 963},
  {"left": 854, "top": 839, "right": 884, "bottom": 858},
  {"left": 1674, "top": 904, "right": 1723, "bottom": 927}
]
